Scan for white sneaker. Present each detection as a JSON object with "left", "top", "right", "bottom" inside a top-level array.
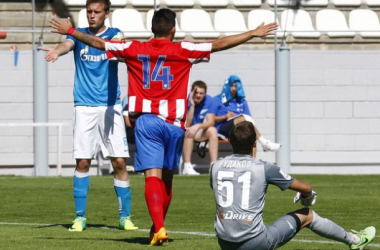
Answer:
[
  {"left": 182, "top": 165, "right": 200, "bottom": 175},
  {"left": 261, "top": 140, "right": 281, "bottom": 152}
]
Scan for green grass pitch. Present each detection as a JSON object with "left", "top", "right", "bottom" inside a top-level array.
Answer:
[{"left": 0, "top": 174, "right": 379, "bottom": 250}]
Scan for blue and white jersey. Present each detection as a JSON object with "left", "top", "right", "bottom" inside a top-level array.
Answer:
[
  {"left": 189, "top": 95, "right": 220, "bottom": 125},
  {"left": 67, "top": 27, "right": 123, "bottom": 106},
  {"left": 215, "top": 98, "right": 251, "bottom": 130}
]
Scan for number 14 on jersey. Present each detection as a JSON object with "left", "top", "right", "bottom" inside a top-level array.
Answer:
[{"left": 138, "top": 55, "right": 174, "bottom": 89}]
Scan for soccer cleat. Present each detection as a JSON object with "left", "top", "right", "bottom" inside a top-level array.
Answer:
[
  {"left": 182, "top": 165, "right": 200, "bottom": 175},
  {"left": 349, "top": 226, "right": 376, "bottom": 250},
  {"left": 261, "top": 140, "right": 281, "bottom": 152},
  {"left": 150, "top": 227, "right": 169, "bottom": 246},
  {"left": 69, "top": 217, "right": 87, "bottom": 232},
  {"left": 119, "top": 216, "right": 138, "bottom": 230}
]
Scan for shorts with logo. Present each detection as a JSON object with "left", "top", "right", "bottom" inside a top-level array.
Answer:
[
  {"left": 218, "top": 214, "right": 300, "bottom": 250},
  {"left": 134, "top": 114, "right": 185, "bottom": 172},
  {"left": 73, "top": 104, "right": 129, "bottom": 159}
]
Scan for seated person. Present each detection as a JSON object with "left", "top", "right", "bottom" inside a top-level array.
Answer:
[
  {"left": 182, "top": 81, "right": 219, "bottom": 175},
  {"left": 215, "top": 74, "right": 281, "bottom": 157},
  {"left": 210, "top": 121, "right": 376, "bottom": 250}
]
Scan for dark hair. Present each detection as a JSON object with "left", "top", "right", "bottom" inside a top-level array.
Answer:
[
  {"left": 191, "top": 80, "right": 207, "bottom": 92},
  {"left": 152, "top": 9, "right": 176, "bottom": 36},
  {"left": 229, "top": 121, "right": 256, "bottom": 154},
  {"left": 86, "top": 0, "right": 111, "bottom": 12}
]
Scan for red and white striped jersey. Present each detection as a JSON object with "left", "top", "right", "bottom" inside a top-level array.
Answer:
[{"left": 105, "top": 39, "right": 211, "bottom": 129}]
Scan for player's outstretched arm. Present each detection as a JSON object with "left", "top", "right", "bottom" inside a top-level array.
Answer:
[
  {"left": 211, "top": 22, "right": 278, "bottom": 52},
  {"left": 49, "top": 17, "right": 106, "bottom": 50},
  {"left": 289, "top": 179, "right": 312, "bottom": 195},
  {"left": 43, "top": 40, "right": 73, "bottom": 63}
]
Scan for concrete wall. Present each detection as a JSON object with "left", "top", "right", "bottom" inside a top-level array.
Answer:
[{"left": 0, "top": 49, "right": 379, "bottom": 174}]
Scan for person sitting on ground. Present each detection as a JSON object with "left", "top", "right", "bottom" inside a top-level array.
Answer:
[
  {"left": 210, "top": 121, "right": 376, "bottom": 250},
  {"left": 215, "top": 74, "right": 281, "bottom": 157},
  {"left": 182, "top": 80, "right": 219, "bottom": 175}
]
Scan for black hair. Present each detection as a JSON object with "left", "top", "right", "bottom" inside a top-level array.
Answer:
[
  {"left": 229, "top": 121, "right": 256, "bottom": 154},
  {"left": 152, "top": 9, "right": 176, "bottom": 36}
]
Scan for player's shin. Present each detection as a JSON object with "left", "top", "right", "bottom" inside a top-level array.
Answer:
[
  {"left": 145, "top": 177, "right": 165, "bottom": 232},
  {"left": 307, "top": 210, "right": 354, "bottom": 245},
  {"left": 114, "top": 179, "right": 131, "bottom": 218},
  {"left": 73, "top": 170, "right": 90, "bottom": 217}
]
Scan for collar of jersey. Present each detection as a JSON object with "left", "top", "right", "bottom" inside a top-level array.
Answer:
[
  {"left": 150, "top": 38, "right": 172, "bottom": 44},
  {"left": 86, "top": 26, "right": 109, "bottom": 37}
]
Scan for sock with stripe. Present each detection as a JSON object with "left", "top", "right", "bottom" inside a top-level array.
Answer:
[
  {"left": 114, "top": 178, "right": 131, "bottom": 219},
  {"left": 145, "top": 176, "right": 164, "bottom": 233},
  {"left": 73, "top": 170, "right": 90, "bottom": 218}
]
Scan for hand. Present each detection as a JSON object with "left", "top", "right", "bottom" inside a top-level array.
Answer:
[
  {"left": 226, "top": 111, "right": 235, "bottom": 119},
  {"left": 252, "top": 22, "right": 278, "bottom": 37},
  {"left": 185, "top": 125, "right": 199, "bottom": 138},
  {"left": 188, "top": 87, "right": 196, "bottom": 107},
  {"left": 50, "top": 17, "right": 73, "bottom": 35},
  {"left": 42, "top": 48, "right": 59, "bottom": 63},
  {"left": 294, "top": 190, "right": 317, "bottom": 207}
]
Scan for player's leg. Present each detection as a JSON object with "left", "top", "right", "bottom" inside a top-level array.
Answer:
[
  {"left": 70, "top": 106, "right": 98, "bottom": 232},
  {"left": 147, "top": 119, "right": 185, "bottom": 245},
  {"left": 134, "top": 114, "right": 169, "bottom": 245},
  {"left": 293, "top": 208, "right": 375, "bottom": 250},
  {"left": 101, "top": 104, "right": 137, "bottom": 230},
  {"left": 194, "top": 126, "right": 219, "bottom": 164}
]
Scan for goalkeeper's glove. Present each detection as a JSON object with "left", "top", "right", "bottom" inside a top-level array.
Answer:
[{"left": 293, "top": 190, "right": 317, "bottom": 207}]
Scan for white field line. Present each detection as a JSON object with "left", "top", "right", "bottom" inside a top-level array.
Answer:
[{"left": 0, "top": 222, "right": 379, "bottom": 248}]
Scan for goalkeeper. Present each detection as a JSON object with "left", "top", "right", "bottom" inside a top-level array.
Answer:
[{"left": 210, "top": 121, "right": 376, "bottom": 250}]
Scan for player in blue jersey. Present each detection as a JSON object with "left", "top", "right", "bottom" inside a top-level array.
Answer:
[
  {"left": 43, "top": 0, "right": 137, "bottom": 232},
  {"left": 182, "top": 81, "right": 220, "bottom": 175},
  {"left": 215, "top": 74, "right": 281, "bottom": 156},
  {"left": 211, "top": 121, "right": 376, "bottom": 250}
]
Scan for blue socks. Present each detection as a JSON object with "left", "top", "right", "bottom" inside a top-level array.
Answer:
[
  {"left": 73, "top": 170, "right": 90, "bottom": 218},
  {"left": 114, "top": 179, "right": 132, "bottom": 219}
]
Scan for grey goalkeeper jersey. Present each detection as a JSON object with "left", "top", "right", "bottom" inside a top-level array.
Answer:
[{"left": 211, "top": 154, "right": 294, "bottom": 243}]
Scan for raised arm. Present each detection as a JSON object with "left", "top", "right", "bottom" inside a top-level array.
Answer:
[
  {"left": 49, "top": 17, "right": 106, "bottom": 50},
  {"left": 288, "top": 179, "right": 312, "bottom": 196},
  {"left": 211, "top": 22, "right": 278, "bottom": 53},
  {"left": 43, "top": 40, "right": 73, "bottom": 63}
]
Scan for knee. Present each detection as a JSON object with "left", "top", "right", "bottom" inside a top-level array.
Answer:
[
  {"left": 111, "top": 158, "right": 126, "bottom": 172},
  {"left": 207, "top": 127, "right": 218, "bottom": 140},
  {"left": 76, "top": 159, "right": 90, "bottom": 172}
]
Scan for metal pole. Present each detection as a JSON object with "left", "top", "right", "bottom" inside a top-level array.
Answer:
[
  {"left": 32, "top": 0, "right": 35, "bottom": 50},
  {"left": 275, "top": 40, "right": 290, "bottom": 173},
  {"left": 33, "top": 42, "right": 49, "bottom": 176}
]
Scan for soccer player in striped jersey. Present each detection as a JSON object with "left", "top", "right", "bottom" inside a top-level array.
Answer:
[
  {"left": 44, "top": 0, "right": 137, "bottom": 232},
  {"left": 211, "top": 121, "right": 376, "bottom": 250},
  {"left": 49, "top": 8, "right": 277, "bottom": 245}
]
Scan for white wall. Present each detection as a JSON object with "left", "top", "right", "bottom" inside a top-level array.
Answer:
[{"left": 0, "top": 49, "right": 379, "bottom": 174}]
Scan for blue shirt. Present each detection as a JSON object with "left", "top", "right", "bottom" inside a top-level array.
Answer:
[
  {"left": 215, "top": 98, "right": 251, "bottom": 130},
  {"left": 189, "top": 95, "right": 220, "bottom": 125},
  {"left": 67, "top": 27, "right": 123, "bottom": 106}
]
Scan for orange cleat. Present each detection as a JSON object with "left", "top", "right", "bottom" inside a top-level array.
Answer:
[{"left": 150, "top": 227, "right": 169, "bottom": 246}]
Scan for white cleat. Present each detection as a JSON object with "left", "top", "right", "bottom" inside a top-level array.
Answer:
[
  {"left": 261, "top": 140, "right": 281, "bottom": 152},
  {"left": 182, "top": 165, "right": 200, "bottom": 175}
]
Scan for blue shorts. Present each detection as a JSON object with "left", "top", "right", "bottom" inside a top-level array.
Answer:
[{"left": 134, "top": 114, "right": 185, "bottom": 172}]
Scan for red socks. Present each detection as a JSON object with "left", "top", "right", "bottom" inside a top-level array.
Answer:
[
  {"left": 145, "top": 177, "right": 164, "bottom": 233},
  {"left": 162, "top": 180, "right": 172, "bottom": 219},
  {"left": 145, "top": 177, "right": 173, "bottom": 234}
]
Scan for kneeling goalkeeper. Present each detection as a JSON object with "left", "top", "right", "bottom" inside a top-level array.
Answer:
[{"left": 210, "top": 121, "right": 376, "bottom": 250}]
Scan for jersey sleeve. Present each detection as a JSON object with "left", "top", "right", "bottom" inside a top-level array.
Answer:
[
  {"left": 179, "top": 41, "right": 212, "bottom": 64},
  {"left": 263, "top": 161, "right": 294, "bottom": 190},
  {"left": 110, "top": 29, "right": 125, "bottom": 41},
  {"left": 105, "top": 40, "right": 133, "bottom": 62},
  {"left": 207, "top": 96, "right": 221, "bottom": 115},
  {"left": 242, "top": 100, "right": 251, "bottom": 116}
]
